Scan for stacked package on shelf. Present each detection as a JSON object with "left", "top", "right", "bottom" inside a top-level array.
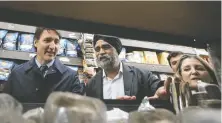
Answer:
[
  {"left": 144, "top": 51, "right": 159, "bottom": 64},
  {"left": 81, "top": 33, "right": 98, "bottom": 82},
  {"left": 18, "top": 33, "right": 35, "bottom": 52},
  {"left": 0, "top": 30, "right": 8, "bottom": 46},
  {"left": 126, "top": 51, "right": 145, "bottom": 63},
  {"left": 66, "top": 39, "right": 79, "bottom": 57},
  {"left": 133, "top": 51, "right": 146, "bottom": 63},
  {"left": 3, "top": 32, "right": 19, "bottom": 50},
  {"left": 0, "top": 59, "right": 14, "bottom": 92},
  {"left": 157, "top": 52, "right": 169, "bottom": 65},
  {"left": 0, "top": 59, "right": 14, "bottom": 81},
  {"left": 83, "top": 33, "right": 97, "bottom": 68},
  {"left": 57, "top": 38, "right": 67, "bottom": 56}
]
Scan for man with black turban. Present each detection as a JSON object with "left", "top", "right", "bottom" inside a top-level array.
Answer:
[{"left": 86, "top": 34, "right": 171, "bottom": 101}]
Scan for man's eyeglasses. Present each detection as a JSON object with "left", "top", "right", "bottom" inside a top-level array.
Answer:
[{"left": 95, "top": 44, "right": 112, "bottom": 52}]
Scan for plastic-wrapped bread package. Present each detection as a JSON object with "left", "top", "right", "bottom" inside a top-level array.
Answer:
[
  {"left": 0, "top": 30, "right": 8, "bottom": 46},
  {"left": 18, "top": 33, "right": 35, "bottom": 52},
  {"left": 57, "top": 38, "right": 67, "bottom": 56},
  {"left": 0, "top": 59, "right": 14, "bottom": 81},
  {"left": 132, "top": 51, "right": 145, "bottom": 63},
  {"left": 3, "top": 32, "right": 19, "bottom": 50},
  {"left": 144, "top": 51, "right": 159, "bottom": 64},
  {"left": 66, "top": 39, "right": 78, "bottom": 57},
  {"left": 157, "top": 52, "right": 169, "bottom": 65}
]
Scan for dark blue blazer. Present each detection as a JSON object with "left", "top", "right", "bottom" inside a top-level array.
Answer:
[{"left": 3, "top": 57, "right": 84, "bottom": 103}]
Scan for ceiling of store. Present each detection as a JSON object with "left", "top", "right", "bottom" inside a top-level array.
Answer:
[{"left": 0, "top": 1, "right": 220, "bottom": 41}]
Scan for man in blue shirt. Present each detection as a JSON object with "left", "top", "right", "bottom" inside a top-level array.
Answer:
[{"left": 3, "top": 27, "right": 84, "bottom": 103}]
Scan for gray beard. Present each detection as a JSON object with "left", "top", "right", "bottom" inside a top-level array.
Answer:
[{"left": 96, "top": 54, "right": 120, "bottom": 71}]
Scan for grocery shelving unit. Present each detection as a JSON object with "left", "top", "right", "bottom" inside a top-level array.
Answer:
[
  {"left": 0, "top": 21, "right": 209, "bottom": 74},
  {"left": 0, "top": 21, "right": 82, "bottom": 40},
  {"left": 0, "top": 50, "right": 83, "bottom": 66},
  {"left": 0, "top": 21, "right": 83, "bottom": 66},
  {"left": 0, "top": 2, "right": 220, "bottom": 112},
  {"left": 120, "top": 38, "right": 196, "bottom": 54}
]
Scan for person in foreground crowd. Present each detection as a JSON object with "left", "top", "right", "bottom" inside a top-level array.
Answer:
[
  {"left": 0, "top": 93, "right": 23, "bottom": 114},
  {"left": 167, "top": 51, "right": 183, "bottom": 72},
  {"left": 177, "top": 108, "right": 221, "bottom": 123},
  {"left": 86, "top": 34, "right": 171, "bottom": 101},
  {"left": 43, "top": 92, "right": 107, "bottom": 123},
  {"left": 128, "top": 109, "right": 177, "bottom": 123},
  {"left": 0, "top": 110, "right": 35, "bottom": 123},
  {"left": 0, "top": 93, "right": 35, "bottom": 123},
  {"left": 23, "top": 107, "right": 44, "bottom": 123},
  {"left": 3, "top": 27, "right": 84, "bottom": 103}
]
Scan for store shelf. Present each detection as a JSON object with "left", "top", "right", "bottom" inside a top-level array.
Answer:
[
  {"left": 194, "top": 48, "right": 209, "bottom": 56},
  {"left": 124, "top": 62, "right": 173, "bottom": 74},
  {"left": 0, "top": 21, "right": 206, "bottom": 55},
  {"left": 0, "top": 21, "right": 81, "bottom": 39},
  {"left": 0, "top": 50, "right": 83, "bottom": 66},
  {"left": 120, "top": 38, "right": 196, "bottom": 54}
]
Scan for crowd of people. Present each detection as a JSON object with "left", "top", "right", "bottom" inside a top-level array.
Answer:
[
  {"left": 0, "top": 27, "right": 220, "bottom": 123},
  {"left": 0, "top": 92, "right": 220, "bottom": 123}
]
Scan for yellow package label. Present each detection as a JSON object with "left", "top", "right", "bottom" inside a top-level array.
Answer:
[
  {"left": 144, "top": 51, "right": 159, "bottom": 64},
  {"left": 157, "top": 52, "right": 169, "bottom": 65}
]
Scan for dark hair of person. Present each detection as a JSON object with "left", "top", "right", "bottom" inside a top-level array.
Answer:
[
  {"left": 167, "top": 51, "right": 183, "bottom": 66},
  {"left": 33, "top": 27, "right": 61, "bottom": 50}
]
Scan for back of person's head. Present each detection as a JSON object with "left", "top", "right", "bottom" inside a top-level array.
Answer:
[
  {"left": 43, "top": 92, "right": 107, "bottom": 123},
  {"left": 23, "top": 107, "right": 44, "bottom": 123},
  {"left": 0, "top": 109, "right": 32, "bottom": 123},
  {"left": 128, "top": 109, "right": 177, "bottom": 123},
  {"left": 0, "top": 93, "right": 23, "bottom": 114},
  {"left": 177, "top": 108, "right": 221, "bottom": 123}
]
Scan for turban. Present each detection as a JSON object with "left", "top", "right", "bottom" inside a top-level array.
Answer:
[{"left": 93, "top": 34, "right": 122, "bottom": 54}]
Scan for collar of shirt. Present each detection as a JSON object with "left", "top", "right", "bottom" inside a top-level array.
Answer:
[
  {"left": 35, "top": 57, "right": 55, "bottom": 68},
  {"left": 103, "top": 62, "right": 123, "bottom": 79}
]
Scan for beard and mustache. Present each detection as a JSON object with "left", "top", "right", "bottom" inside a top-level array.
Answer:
[{"left": 96, "top": 52, "right": 119, "bottom": 71}]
